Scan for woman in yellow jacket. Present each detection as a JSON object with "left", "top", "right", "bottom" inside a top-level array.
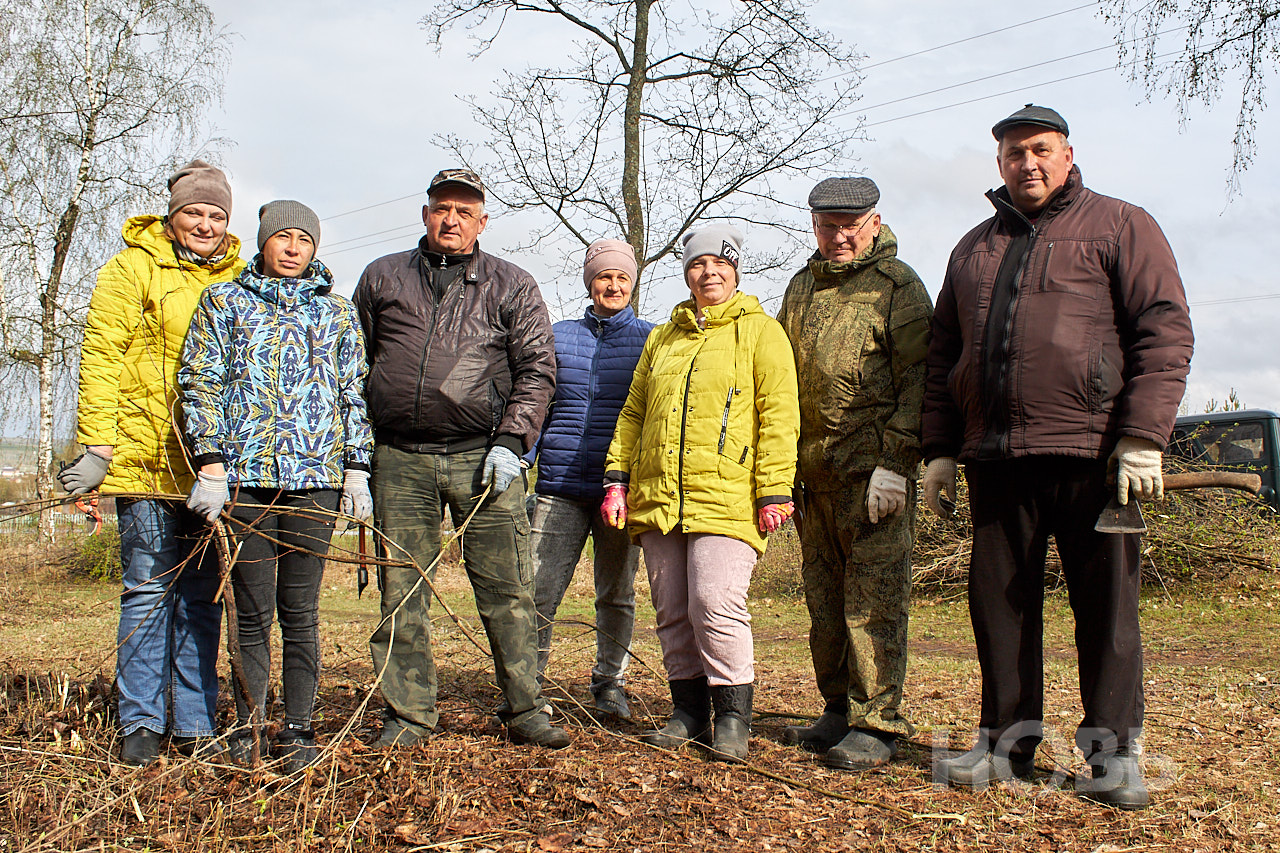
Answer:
[
  {"left": 602, "top": 224, "right": 799, "bottom": 762},
  {"left": 59, "top": 160, "right": 245, "bottom": 767}
]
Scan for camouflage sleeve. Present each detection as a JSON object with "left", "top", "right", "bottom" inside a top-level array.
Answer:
[{"left": 878, "top": 278, "right": 933, "bottom": 477}]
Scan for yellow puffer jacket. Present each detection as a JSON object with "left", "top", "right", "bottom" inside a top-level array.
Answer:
[
  {"left": 75, "top": 216, "right": 245, "bottom": 495},
  {"left": 605, "top": 291, "right": 799, "bottom": 554}
]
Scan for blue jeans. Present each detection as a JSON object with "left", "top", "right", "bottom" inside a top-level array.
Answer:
[{"left": 116, "top": 498, "right": 222, "bottom": 737}]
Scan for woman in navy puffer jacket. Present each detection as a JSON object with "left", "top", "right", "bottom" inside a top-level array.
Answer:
[{"left": 529, "top": 239, "right": 654, "bottom": 721}]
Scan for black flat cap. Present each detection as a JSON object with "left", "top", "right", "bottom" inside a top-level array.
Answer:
[
  {"left": 808, "top": 176, "right": 879, "bottom": 214},
  {"left": 991, "top": 104, "right": 1069, "bottom": 140},
  {"left": 428, "top": 168, "right": 486, "bottom": 201}
]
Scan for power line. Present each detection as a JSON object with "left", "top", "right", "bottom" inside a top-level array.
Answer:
[
  {"left": 320, "top": 193, "right": 421, "bottom": 223},
  {"left": 1191, "top": 293, "right": 1280, "bottom": 307}
]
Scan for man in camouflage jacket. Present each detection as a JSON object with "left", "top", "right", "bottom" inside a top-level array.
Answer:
[{"left": 775, "top": 177, "right": 933, "bottom": 771}]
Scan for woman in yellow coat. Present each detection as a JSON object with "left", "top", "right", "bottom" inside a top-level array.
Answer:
[
  {"left": 602, "top": 224, "right": 799, "bottom": 762},
  {"left": 59, "top": 160, "right": 245, "bottom": 766}
]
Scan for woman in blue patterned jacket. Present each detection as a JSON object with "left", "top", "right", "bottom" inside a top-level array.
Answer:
[{"left": 179, "top": 200, "right": 373, "bottom": 773}]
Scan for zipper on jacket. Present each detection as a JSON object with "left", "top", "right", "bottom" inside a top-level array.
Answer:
[
  {"left": 413, "top": 264, "right": 447, "bottom": 428},
  {"left": 677, "top": 359, "right": 696, "bottom": 525},
  {"left": 716, "top": 387, "right": 740, "bottom": 455},
  {"left": 992, "top": 231, "right": 1033, "bottom": 458}
]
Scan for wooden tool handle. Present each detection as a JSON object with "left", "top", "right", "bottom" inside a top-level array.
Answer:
[{"left": 1163, "top": 471, "right": 1263, "bottom": 494}]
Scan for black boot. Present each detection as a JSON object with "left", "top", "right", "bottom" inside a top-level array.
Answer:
[
  {"left": 120, "top": 728, "right": 161, "bottom": 767},
  {"left": 1079, "top": 748, "right": 1149, "bottom": 810},
  {"left": 710, "top": 683, "right": 753, "bottom": 763},
  {"left": 277, "top": 727, "right": 320, "bottom": 774},
  {"left": 782, "top": 697, "right": 849, "bottom": 752},
  {"left": 642, "top": 677, "right": 711, "bottom": 748}
]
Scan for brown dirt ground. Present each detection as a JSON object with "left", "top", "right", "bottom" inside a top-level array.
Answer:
[{"left": 2, "top": 525, "right": 1280, "bottom": 852}]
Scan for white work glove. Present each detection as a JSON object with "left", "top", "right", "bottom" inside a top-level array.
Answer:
[
  {"left": 1109, "top": 436, "right": 1163, "bottom": 505},
  {"left": 58, "top": 449, "right": 111, "bottom": 495},
  {"left": 341, "top": 469, "right": 373, "bottom": 523},
  {"left": 186, "top": 470, "right": 229, "bottom": 524},
  {"left": 922, "top": 457, "right": 958, "bottom": 520},
  {"left": 866, "top": 466, "right": 908, "bottom": 524},
  {"left": 481, "top": 445, "right": 522, "bottom": 494}
]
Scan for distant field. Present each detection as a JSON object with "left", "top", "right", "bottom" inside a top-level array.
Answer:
[{"left": 0, "top": 439, "right": 39, "bottom": 471}]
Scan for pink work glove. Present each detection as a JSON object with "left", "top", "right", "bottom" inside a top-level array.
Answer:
[
  {"left": 601, "top": 484, "right": 628, "bottom": 529},
  {"left": 757, "top": 501, "right": 795, "bottom": 533}
]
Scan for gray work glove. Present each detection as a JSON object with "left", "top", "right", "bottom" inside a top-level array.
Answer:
[
  {"left": 1109, "top": 436, "right": 1163, "bottom": 505},
  {"left": 58, "top": 449, "right": 111, "bottom": 495},
  {"left": 922, "top": 457, "right": 958, "bottom": 520},
  {"left": 186, "top": 471, "right": 229, "bottom": 524},
  {"left": 341, "top": 469, "right": 373, "bottom": 523},
  {"left": 481, "top": 445, "right": 522, "bottom": 494},
  {"left": 866, "top": 466, "right": 908, "bottom": 524}
]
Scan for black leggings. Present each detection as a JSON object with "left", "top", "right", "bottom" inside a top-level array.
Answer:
[{"left": 227, "top": 488, "right": 340, "bottom": 733}]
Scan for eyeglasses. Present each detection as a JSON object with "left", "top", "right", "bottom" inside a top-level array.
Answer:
[{"left": 814, "top": 215, "right": 877, "bottom": 240}]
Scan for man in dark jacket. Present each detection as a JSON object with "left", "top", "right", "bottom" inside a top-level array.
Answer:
[
  {"left": 355, "top": 169, "right": 566, "bottom": 749},
  {"left": 776, "top": 177, "right": 933, "bottom": 772},
  {"left": 921, "top": 106, "right": 1193, "bottom": 808},
  {"left": 530, "top": 239, "right": 654, "bottom": 722}
]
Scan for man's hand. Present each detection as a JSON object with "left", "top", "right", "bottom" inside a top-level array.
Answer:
[
  {"left": 601, "top": 484, "right": 628, "bottom": 529},
  {"left": 57, "top": 448, "right": 111, "bottom": 495},
  {"left": 866, "top": 466, "right": 907, "bottom": 524},
  {"left": 481, "top": 446, "right": 522, "bottom": 494},
  {"left": 1109, "top": 436, "right": 1163, "bottom": 505},
  {"left": 757, "top": 501, "right": 795, "bottom": 533},
  {"left": 341, "top": 469, "right": 373, "bottom": 523},
  {"left": 922, "top": 457, "right": 958, "bottom": 520},
  {"left": 186, "top": 470, "right": 229, "bottom": 524}
]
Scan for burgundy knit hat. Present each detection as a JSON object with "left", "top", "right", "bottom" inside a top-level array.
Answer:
[{"left": 167, "top": 159, "right": 232, "bottom": 218}]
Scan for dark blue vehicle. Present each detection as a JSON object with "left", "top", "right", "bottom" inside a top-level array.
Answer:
[{"left": 1169, "top": 409, "right": 1280, "bottom": 510}]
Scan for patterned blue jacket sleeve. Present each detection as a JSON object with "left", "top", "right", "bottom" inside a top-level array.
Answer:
[
  {"left": 178, "top": 287, "right": 231, "bottom": 459},
  {"left": 339, "top": 301, "right": 374, "bottom": 469}
]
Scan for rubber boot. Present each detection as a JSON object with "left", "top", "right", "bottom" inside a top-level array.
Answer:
[
  {"left": 782, "top": 697, "right": 849, "bottom": 752},
  {"left": 642, "top": 677, "right": 711, "bottom": 748},
  {"left": 710, "top": 683, "right": 753, "bottom": 764}
]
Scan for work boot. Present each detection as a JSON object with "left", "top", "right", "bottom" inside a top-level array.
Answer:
[
  {"left": 641, "top": 677, "right": 711, "bottom": 749},
  {"left": 277, "top": 729, "right": 320, "bottom": 774},
  {"left": 507, "top": 712, "right": 571, "bottom": 749},
  {"left": 825, "top": 728, "right": 897, "bottom": 771},
  {"left": 374, "top": 718, "right": 430, "bottom": 749},
  {"left": 782, "top": 706, "right": 850, "bottom": 753},
  {"left": 120, "top": 728, "right": 161, "bottom": 767},
  {"left": 709, "top": 683, "right": 753, "bottom": 764},
  {"left": 592, "top": 682, "right": 631, "bottom": 721},
  {"left": 227, "top": 730, "right": 271, "bottom": 765},
  {"left": 1079, "top": 749, "right": 1149, "bottom": 810},
  {"left": 936, "top": 742, "right": 1035, "bottom": 787}
]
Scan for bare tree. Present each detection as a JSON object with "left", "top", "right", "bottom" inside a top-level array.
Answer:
[
  {"left": 421, "top": 0, "right": 862, "bottom": 309},
  {"left": 1102, "top": 0, "right": 1280, "bottom": 195},
  {"left": 0, "top": 0, "right": 230, "bottom": 530}
]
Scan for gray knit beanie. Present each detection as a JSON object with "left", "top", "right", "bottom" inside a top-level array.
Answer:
[
  {"left": 257, "top": 200, "right": 321, "bottom": 250},
  {"left": 680, "top": 223, "right": 744, "bottom": 274},
  {"left": 167, "top": 159, "right": 232, "bottom": 218},
  {"left": 582, "top": 239, "right": 638, "bottom": 290}
]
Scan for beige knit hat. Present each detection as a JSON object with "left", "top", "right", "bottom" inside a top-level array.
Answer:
[
  {"left": 167, "top": 159, "right": 232, "bottom": 218},
  {"left": 582, "top": 239, "right": 638, "bottom": 290}
]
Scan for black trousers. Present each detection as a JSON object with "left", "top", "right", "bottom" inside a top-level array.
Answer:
[
  {"left": 227, "top": 487, "right": 340, "bottom": 733},
  {"left": 965, "top": 457, "right": 1143, "bottom": 760}
]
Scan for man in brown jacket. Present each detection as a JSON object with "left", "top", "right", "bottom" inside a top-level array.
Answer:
[
  {"left": 921, "top": 105, "right": 1193, "bottom": 809},
  {"left": 355, "top": 169, "right": 566, "bottom": 750}
]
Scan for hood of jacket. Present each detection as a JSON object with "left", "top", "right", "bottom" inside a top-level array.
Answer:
[
  {"left": 236, "top": 255, "right": 334, "bottom": 306},
  {"left": 122, "top": 215, "right": 244, "bottom": 275},
  {"left": 807, "top": 223, "right": 902, "bottom": 288},
  {"left": 669, "top": 290, "right": 764, "bottom": 332}
]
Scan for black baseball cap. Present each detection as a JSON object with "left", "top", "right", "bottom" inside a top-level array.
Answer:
[{"left": 991, "top": 104, "right": 1069, "bottom": 141}]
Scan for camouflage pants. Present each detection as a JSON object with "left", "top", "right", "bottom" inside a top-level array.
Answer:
[
  {"left": 800, "top": 475, "right": 916, "bottom": 737},
  {"left": 369, "top": 444, "right": 544, "bottom": 732}
]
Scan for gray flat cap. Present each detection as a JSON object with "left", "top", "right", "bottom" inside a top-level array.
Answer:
[
  {"left": 992, "top": 104, "right": 1069, "bottom": 140},
  {"left": 808, "top": 177, "right": 879, "bottom": 214}
]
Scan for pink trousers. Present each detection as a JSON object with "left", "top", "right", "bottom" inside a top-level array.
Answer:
[{"left": 640, "top": 531, "right": 757, "bottom": 686}]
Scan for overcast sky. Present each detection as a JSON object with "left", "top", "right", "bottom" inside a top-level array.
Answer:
[{"left": 208, "top": 0, "right": 1279, "bottom": 414}]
